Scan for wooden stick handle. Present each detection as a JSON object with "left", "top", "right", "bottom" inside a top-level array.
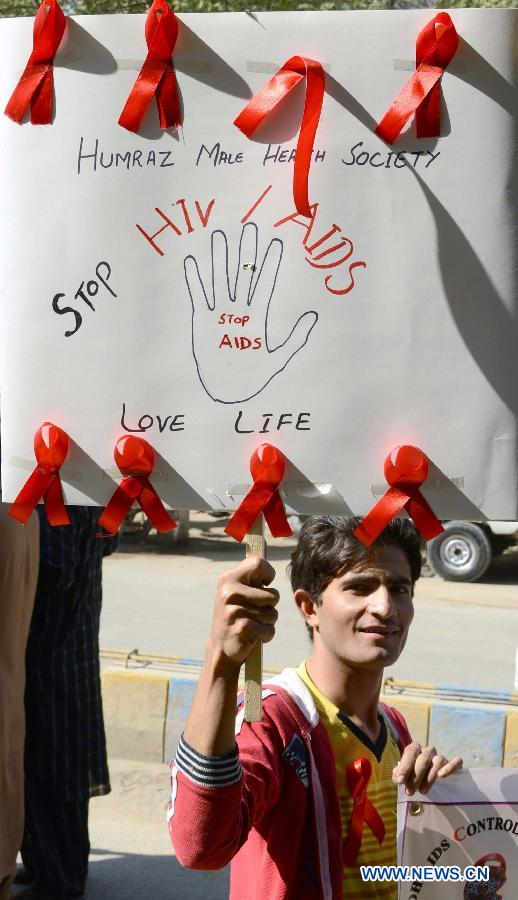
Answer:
[{"left": 244, "top": 515, "right": 266, "bottom": 722}]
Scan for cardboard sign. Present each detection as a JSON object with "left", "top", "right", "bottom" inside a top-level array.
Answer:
[
  {"left": 398, "top": 769, "right": 518, "bottom": 899},
  {"left": 0, "top": 9, "right": 517, "bottom": 516}
]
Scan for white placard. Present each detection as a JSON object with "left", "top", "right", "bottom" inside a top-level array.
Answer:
[
  {"left": 0, "top": 9, "right": 517, "bottom": 515},
  {"left": 398, "top": 768, "right": 518, "bottom": 899}
]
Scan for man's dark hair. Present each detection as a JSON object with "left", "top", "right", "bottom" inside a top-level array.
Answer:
[{"left": 289, "top": 516, "right": 422, "bottom": 639}]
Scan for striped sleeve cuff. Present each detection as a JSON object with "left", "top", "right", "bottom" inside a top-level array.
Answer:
[{"left": 175, "top": 734, "right": 243, "bottom": 788}]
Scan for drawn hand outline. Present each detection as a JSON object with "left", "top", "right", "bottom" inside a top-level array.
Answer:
[{"left": 184, "top": 222, "right": 318, "bottom": 404}]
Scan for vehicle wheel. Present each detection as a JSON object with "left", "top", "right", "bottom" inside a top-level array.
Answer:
[{"left": 427, "top": 522, "right": 492, "bottom": 582}]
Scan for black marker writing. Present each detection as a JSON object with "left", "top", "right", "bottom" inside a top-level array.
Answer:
[
  {"left": 234, "top": 411, "right": 311, "bottom": 433},
  {"left": 342, "top": 141, "right": 440, "bottom": 169},
  {"left": 52, "top": 262, "right": 116, "bottom": 337},
  {"left": 263, "top": 144, "right": 326, "bottom": 165},
  {"left": 121, "top": 403, "right": 186, "bottom": 433},
  {"left": 196, "top": 143, "right": 244, "bottom": 166},
  {"left": 77, "top": 137, "right": 174, "bottom": 175}
]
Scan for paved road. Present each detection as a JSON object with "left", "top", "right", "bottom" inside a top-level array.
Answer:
[
  {"left": 13, "top": 759, "right": 229, "bottom": 900},
  {"left": 101, "top": 513, "right": 518, "bottom": 692},
  {"left": 87, "top": 760, "right": 229, "bottom": 900}
]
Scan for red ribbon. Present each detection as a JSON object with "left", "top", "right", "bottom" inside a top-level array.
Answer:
[
  {"left": 224, "top": 444, "right": 292, "bottom": 543},
  {"left": 234, "top": 57, "right": 325, "bottom": 218},
  {"left": 4, "top": 0, "right": 66, "bottom": 125},
  {"left": 98, "top": 436, "right": 177, "bottom": 535},
  {"left": 9, "top": 422, "right": 70, "bottom": 526},
  {"left": 343, "top": 757, "right": 385, "bottom": 866},
  {"left": 353, "top": 445, "right": 444, "bottom": 547},
  {"left": 119, "top": 0, "right": 181, "bottom": 133},
  {"left": 375, "top": 13, "right": 459, "bottom": 145}
]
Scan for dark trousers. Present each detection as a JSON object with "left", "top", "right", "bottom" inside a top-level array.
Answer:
[{"left": 21, "top": 773, "right": 89, "bottom": 900}]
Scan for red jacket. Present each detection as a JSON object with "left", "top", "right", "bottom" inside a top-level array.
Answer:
[{"left": 168, "top": 668, "right": 411, "bottom": 900}]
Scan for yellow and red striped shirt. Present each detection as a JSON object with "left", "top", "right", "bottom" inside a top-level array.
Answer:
[{"left": 297, "top": 663, "right": 400, "bottom": 900}]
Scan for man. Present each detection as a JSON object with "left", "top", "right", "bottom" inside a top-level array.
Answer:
[
  {"left": 0, "top": 505, "right": 39, "bottom": 900},
  {"left": 168, "top": 516, "right": 462, "bottom": 899},
  {"left": 16, "top": 508, "right": 117, "bottom": 900}
]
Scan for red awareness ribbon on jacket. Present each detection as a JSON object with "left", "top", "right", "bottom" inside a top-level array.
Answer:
[
  {"left": 9, "top": 422, "right": 70, "bottom": 526},
  {"left": 224, "top": 444, "right": 292, "bottom": 542},
  {"left": 119, "top": 0, "right": 181, "bottom": 133},
  {"left": 375, "top": 13, "right": 459, "bottom": 145},
  {"left": 234, "top": 57, "right": 325, "bottom": 218},
  {"left": 4, "top": 0, "right": 66, "bottom": 125},
  {"left": 343, "top": 757, "right": 385, "bottom": 866},
  {"left": 353, "top": 445, "right": 444, "bottom": 547},
  {"left": 98, "top": 436, "right": 176, "bottom": 534}
]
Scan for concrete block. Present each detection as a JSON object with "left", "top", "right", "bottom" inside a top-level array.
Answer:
[
  {"left": 164, "top": 675, "right": 198, "bottom": 763},
  {"left": 381, "top": 697, "right": 430, "bottom": 746},
  {"left": 102, "top": 668, "right": 170, "bottom": 764},
  {"left": 429, "top": 704, "right": 506, "bottom": 767},
  {"left": 503, "top": 712, "right": 518, "bottom": 767}
]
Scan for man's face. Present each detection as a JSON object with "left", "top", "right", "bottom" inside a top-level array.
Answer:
[{"left": 309, "top": 545, "right": 415, "bottom": 670}]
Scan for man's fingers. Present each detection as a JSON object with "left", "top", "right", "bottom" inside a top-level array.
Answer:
[
  {"left": 211, "top": 230, "right": 232, "bottom": 307},
  {"left": 410, "top": 748, "right": 442, "bottom": 794},
  {"left": 232, "top": 603, "right": 279, "bottom": 628},
  {"left": 220, "top": 555, "right": 277, "bottom": 590},
  {"left": 249, "top": 237, "right": 283, "bottom": 312},
  {"left": 438, "top": 757, "right": 463, "bottom": 778},
  {"left": 234, "top": 222, "right": 258, "bottom": 305},
  {"left": 234, "top": 616, "right": 276, "bottom": 645},
  {"left": 410, "top": 747, "right": 438, "bottom": 793},
  {"left": 395, "top": 746, "right": 462, "bottom": 796},
  {"left": 393, "top": 742, "right": 423, "bottom": 786},
  {"left": 219, "top": 579, "right": 279, "bottom": 612},
  {"left": 184, "top": 255, "right": 212, "bottom": 313}
]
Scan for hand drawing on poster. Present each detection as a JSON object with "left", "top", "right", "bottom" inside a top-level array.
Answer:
[{"left": 185, "top": 223, "right": 318, "bottom": 403}]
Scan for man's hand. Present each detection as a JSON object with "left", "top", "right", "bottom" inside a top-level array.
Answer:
[
  {"left": 207, "top": 556, "right": 279, "bottom": 674},
  {"left": 393, "top": 742, "right": 463, "bottom": 796},
  {"left": 183, "top": 556, "right": 279, "bottom": 757}
]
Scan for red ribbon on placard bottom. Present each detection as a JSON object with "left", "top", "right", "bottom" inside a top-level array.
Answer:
[
  {"left": 375, "top": 13, "right": 459, "bottom": 145},
  {"left": 353, "top": 445, "right": 444, "bottom": 547},
  {"left": 9, "top": 422, "right": 70, "bottom": 526},
  {"left": 343, "top": 757, "right": 385, "bottom": 866},
  {"left": 234, "top": 57, "right": 325, "bottom": 218},
  {"left": 119, "top": 0, "right": 181, "bottom": 133},
  {"left": 4, "top": 0, "right": 66, "bottom": 125},
  {"left": 224, "top": 444, "right": 292, "bottom": 543},
  {"left": 98, "top": 436, "right": 177, "bottom": 535}
]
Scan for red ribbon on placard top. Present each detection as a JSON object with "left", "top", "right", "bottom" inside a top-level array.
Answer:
[
  {"left": 353, "top": 445, "right": 444, "bottom": 547},
  {"left": 343, "top": 757, "right": 385, "bottom": 866},
  {"left": 119, "top": 0, "right": 181, "bottom": 133},
  {"left": 9, "top": 422, "right": 70, "bottom": 526},
  {"left": 234, "top": 57, "right": 325, "bottom": 218},
  {"left": 4, "top": 0, "right": 66, "bottom": 125},
  {"left": 375, "top": 13, "right": 459, "bottom": 145},
  {"left": 98, "top": 436, "right": 177, "bottom": 535},
  {"left": 224, "top": 444, "right": 292, "bottom": 543}
]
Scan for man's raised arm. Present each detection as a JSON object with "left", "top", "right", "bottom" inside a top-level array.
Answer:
[
  {"left": 183, "top": 555, "right": 279, "bottom": 755},
  {"left": 168, "top": 556, "right": 280, "bottom": 870}
]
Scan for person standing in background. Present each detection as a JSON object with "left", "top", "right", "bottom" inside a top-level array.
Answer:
[
  {"left": 0, "top": 503, "right": 39, "bottom": 900},
  {"left": 16, "top": 508, "right": 117, "bottom": 900}
]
